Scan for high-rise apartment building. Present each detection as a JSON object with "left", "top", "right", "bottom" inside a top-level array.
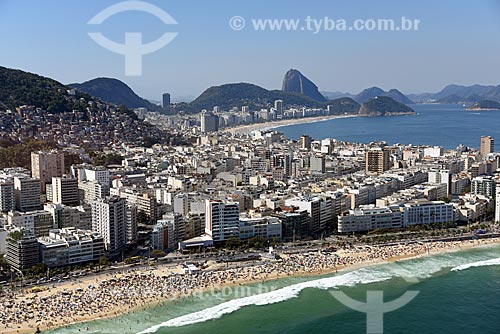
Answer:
[
  {"left": 205, "top": 200, "right": 240, "bottom": 242},
  {"left": 480, "top": 135, "right": 494, "bottom": 158},
  {"left": 495, "top": 185, "right": 500, "bottom": 223},
  {"left": 52, "top": 176, "right": 79, "bottom": 206},
  {"left": 471, "top": 176, "right": 496, "bottom": 197},
  {"left": 310, "top": 155, "right": 326, "bottom": 174},
  {"left": 200, "top": 111, "right": 219, "bottom": 133},
  {"left": 7, "top": 210, "right": 54, "bottom": 237},
  {"left": 274, "top": 99, "right": 283, "bottom": 119},
  {"left": 91, "top": 196, "right": 128, "bottom": 256},
  {"left": 0, "top": 179, "right": 15, "bottom": 212},
  {"left": 14, "top": 175, "right": 41, "bottom": 212},
  {"left": 428, "top": 170, "right": 451, "bottom": 195},
  {"left": 125, "top": 203, "right": 137, "bottom": 244},
  {"left": 71, "top": 164, "right": 110, "bottom": 186},
  {"left": 5, "top": 234, "right": 39, "bottom": 270},
  {"left": 151, "top": 220, "right": 175, "bottom": 250},
  {"left": 79, "top": 180, "right": 110, "bottom": 204},
  {"left": 365, "top": 148, "right": 391, "bottom": 174},
  {"left": 31, "top": 150, "right": 64, "bottom": 192},
  {"left": 300, "top": 134, "right": 312, "bottom": 150},
  {"left": 162, "top": 93, "right": 171, "bottom": 113}
]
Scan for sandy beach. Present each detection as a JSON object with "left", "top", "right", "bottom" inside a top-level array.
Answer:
[
  {"left": 1, "top": 237, "right": 498, "bottom": 333},
  {"left": 226, "top": 114, "right": 358, "bottom": 135}
]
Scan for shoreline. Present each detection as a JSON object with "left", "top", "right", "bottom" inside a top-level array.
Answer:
[
  {"left": 3, "top": 237, "right": 499, "bottom": 334},
  {"left": 226, "top": 114, "right": 358, "bottom": 135},
  {"left": 466, "top": 108, "right": 500, "bottom": 111}
]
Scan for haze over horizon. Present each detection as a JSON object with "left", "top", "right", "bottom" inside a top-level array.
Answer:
[{"left": 1, "top": 0, "right": 500, "bottom": 100}]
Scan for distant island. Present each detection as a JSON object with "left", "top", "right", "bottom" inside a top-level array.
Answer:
[
  {"left": 467, "top": 100, "right": 500, "bottom": 110},
  {"left": 358, "top": 96, "right": 416, "bottom": 116}
]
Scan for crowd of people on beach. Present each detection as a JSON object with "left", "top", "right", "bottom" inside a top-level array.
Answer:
[{"left": 0, "top": 238, "right": 495, "bottom": 332}]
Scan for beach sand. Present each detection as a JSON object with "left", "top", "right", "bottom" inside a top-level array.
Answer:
[
  {"left": 2, "top": 237, "right": 499, "bottom": 334},
  {"left": 225, "top": 114, "right": 358, "bottom": 135}
]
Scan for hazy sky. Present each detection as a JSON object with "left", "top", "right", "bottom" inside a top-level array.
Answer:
[{"left": 1, "top": 0, "right": 500, "bottom": 100}]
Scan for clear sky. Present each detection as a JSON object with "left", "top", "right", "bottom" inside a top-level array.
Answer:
[{"left": 1, "top": 0, "right": 500, "bottom": 101}]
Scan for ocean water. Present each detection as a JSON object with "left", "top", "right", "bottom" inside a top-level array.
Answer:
[
  {"left": 273, "top": 104, "right": 500, "bottom": 149},
  {"left": 48, "top": 244, "right": 500, "bottom": 334}
]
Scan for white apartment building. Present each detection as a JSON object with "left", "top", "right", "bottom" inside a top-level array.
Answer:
[
  {"left": 38, "top": 228, "right": 105, "bottom": 267},
  {"left": 205, "top": 200, "right": 240, "bottom": 242},
  {"left": 238, "top": 216, "right": 282, "bottom": 240},
  {"left": 52, "top": 176, "right": 79, "bottom": 206},
  {"left": 401, "top": 200, "right": 455, "bottom": 226},
  {"left": 285, "top": 196, "right": 332, "bottom": 233},
  {"left": 7, "top": 210, "right": 53, "bottom": 237},
  {"left": 428, "top": 170, "right": 451, "bottom": 195},
  {"left": 110, "top": 187, "right": 157, "bottom": 220},
  {"left": 338, "top": 200, "right": 455, "bottom": 232},
  {"left": 338, "top": 205, "right": 402, "bottom": 233},
  {"left": 471, "top": 176, "right": 496, "bottom": 197},
  {"left": 495, "top": 185, "right": 500, "bottom": 223},
  {"left": 91, "top": 196, "right": 127, "bottom": 256},
  {"left": 71, "top": 164, "right": 110, "bottom": 185},
  {"left": 79, "top": 180, "right": 110, "bottom": 204}
]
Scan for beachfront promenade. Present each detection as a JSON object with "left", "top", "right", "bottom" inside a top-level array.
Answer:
[{"left": 1, "top": 237, "right": 498, "bottom": 333}]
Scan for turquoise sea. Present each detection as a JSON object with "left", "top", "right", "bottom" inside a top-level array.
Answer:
[
  {"left": 273, "top": 104, "right": 500, "bottom": 149},
  {"left": 48, "top": 244, "right": 500, "bottom": 334}
]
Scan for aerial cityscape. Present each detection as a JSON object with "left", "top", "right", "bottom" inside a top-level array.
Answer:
[{"left": 0, "top": 1, "right": 499, "bottom": 334}]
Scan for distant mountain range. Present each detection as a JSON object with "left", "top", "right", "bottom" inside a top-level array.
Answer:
[
  {"left": 354, "top": 87, "right": 415, "bottom": 104},
  {"left": 184, "top": 83, "right": 414, "bottom": 116},
  {"left": 68, "top": 69, "right": 416, "bottom": 116},
  {"left": 409, "top": 84, "right": 500, "bottom": 103},
  {"left": 65, "top": 68, "right": 500, "bottom": 115},
  {"left": 320, "top": 91, "right": 354, "bottom": 100},
  {"left": 69, "top": 78, "right": 161, "bottom": 111},
  {"left": 0, "top": 65, "right": 419, "bottom": 121},
  {"left": 325, "top": 84, "right": 500, "bottom": 104}
]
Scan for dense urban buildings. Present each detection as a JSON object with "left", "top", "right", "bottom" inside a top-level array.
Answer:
[{"left": 0, "top": 121, "right": 498, "bottom": 273}]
